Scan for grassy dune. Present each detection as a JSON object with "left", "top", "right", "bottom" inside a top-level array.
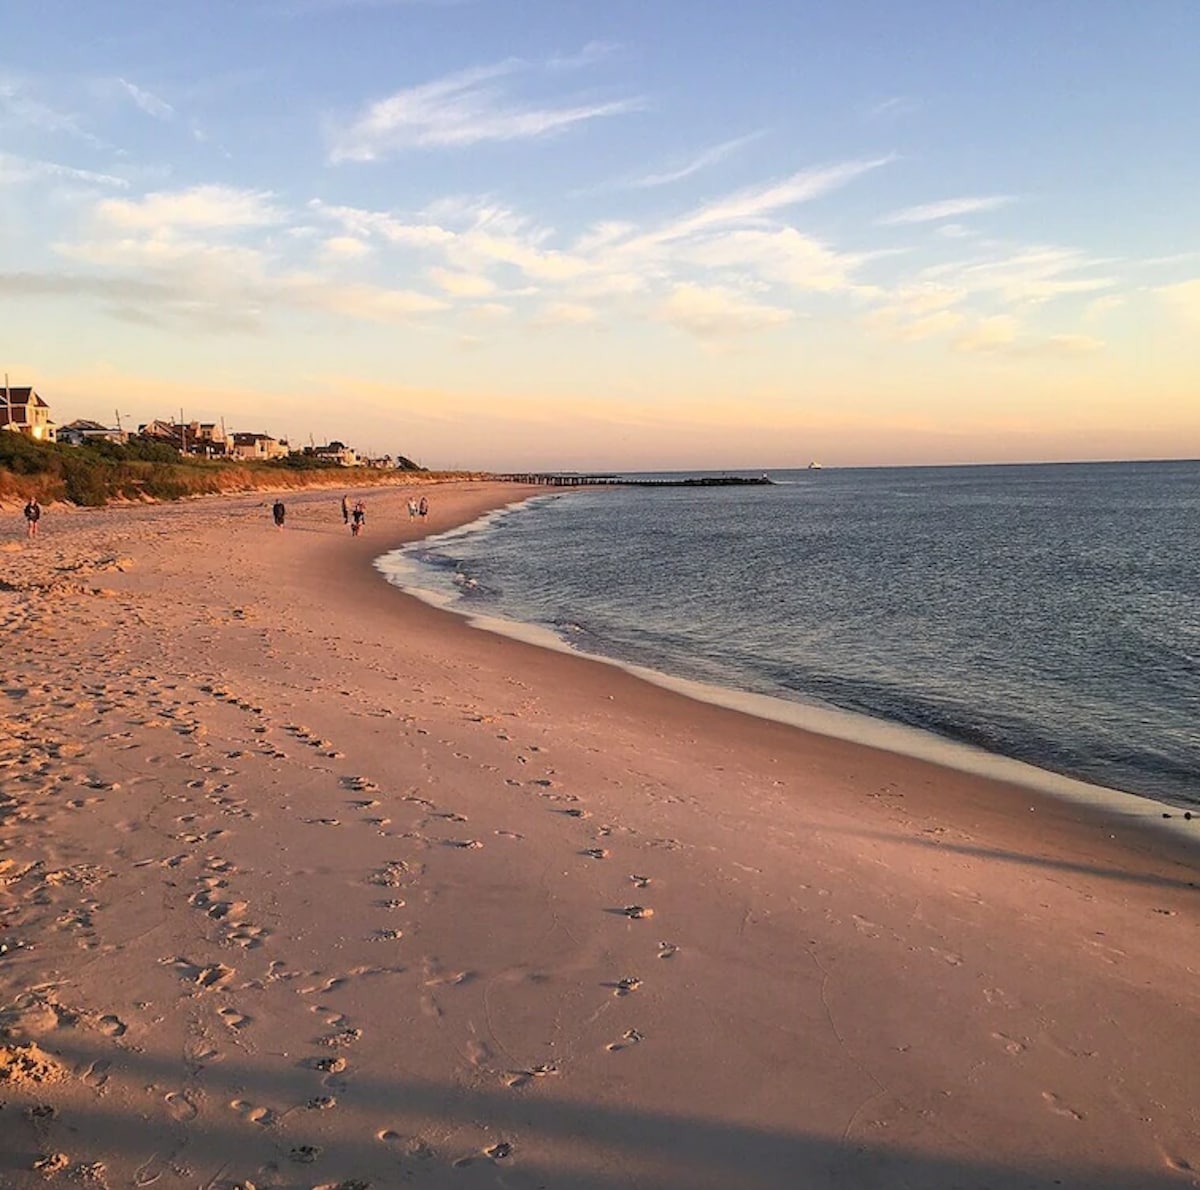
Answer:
[{"left": 0, "top": 433, "right": 466, "bottom": 508}]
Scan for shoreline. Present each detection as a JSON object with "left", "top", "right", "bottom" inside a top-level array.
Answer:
[
  {"left": 374, "top": 500, "right": 1199, "bottom": 839},
  {"left": 2, "top": 480, "right": 1197, "bottom": 1189}
]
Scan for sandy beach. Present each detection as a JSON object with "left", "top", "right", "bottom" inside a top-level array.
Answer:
[{"left": 1, "top": 481, "right": 1196, "bottom": 1190}]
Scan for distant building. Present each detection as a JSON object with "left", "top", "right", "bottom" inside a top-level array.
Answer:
[
  {"left": 1, "top": 386, "right": 57, "bottom": 442},
  {"left": 59, "top": 418, "right": 129, "bottom": 446},
  {"left": 308, "top": 440, "right": 360, "bottom": 467},
  {"left": 137, "top": 419, "right": 229, "bottom": 456},
  {"left": 230, "top": 432, "right": 289, "bottom": 461}
]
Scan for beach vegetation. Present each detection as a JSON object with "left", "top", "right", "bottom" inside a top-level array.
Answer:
[{"left": 0, "top": 431, "right": 436, "bottom": 508}]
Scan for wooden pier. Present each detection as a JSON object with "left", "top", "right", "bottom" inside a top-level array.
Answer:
[{"left": 494, "top": 473, "right": 773, "bottom": 488}]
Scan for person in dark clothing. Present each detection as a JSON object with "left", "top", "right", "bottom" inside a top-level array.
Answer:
[
  {"left": 341, "top": 495, "right": 350, "bottom": 524},
  {"left": 351, "top": 501, "right": 365, "bottom": 536},
  {"left": 272, "top": 500, "right": 286, "bottom": 529},
  {"left": 23, "top": 498, "right": 41, "bottom": 539}
]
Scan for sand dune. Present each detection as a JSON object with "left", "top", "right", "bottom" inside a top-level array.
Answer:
[{"left": 0, "top": 482, "right": 1196, "bottom": 1189}]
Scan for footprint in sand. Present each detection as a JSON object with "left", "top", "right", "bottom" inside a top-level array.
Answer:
[
  {"left": 230, "top": 1098, "right": 276, "bottom": 1126},
  {"left": 218, "top": 1007, "right": 252, "bottom": 1030},
  {"left": 1042, "top": 1091, "right": 1084, "bottom": 1121},
  {"left": 658, "top": 941, "right": 678, "bottom": 959},
  {"left": 607, "top": 1028, "right": 643, "bottom": 1052},
  {"left": 82, "top": 1059, "right": 111, "bottom": 1088},
  {"left": 165, "top": 1090, "right": 198, "bottom": 1121},
  {"left": 505, "top": 1063, "right": 558, "bottom": 1088}
]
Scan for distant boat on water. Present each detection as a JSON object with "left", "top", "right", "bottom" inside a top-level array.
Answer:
[{"left": 807, "top": 461, "right": 822, "bottom": 470}]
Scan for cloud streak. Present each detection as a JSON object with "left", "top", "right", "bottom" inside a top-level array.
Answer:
[
  {"left": 329, "top": 58, "right": 642, "bottom": 160},
  {"left": 878, "top": 195, "right": 1014, "bottom": 225},
  {"left": 116, "top": 78, "right": 175, "bottom": 121}
]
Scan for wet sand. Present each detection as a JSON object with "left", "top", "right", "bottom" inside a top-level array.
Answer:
[{"left": 1, "top": 481, "right": 1196, "bottom": 1190}]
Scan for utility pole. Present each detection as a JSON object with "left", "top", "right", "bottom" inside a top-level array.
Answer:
[
  {"left": 2, "top": 372, "right": 9, "bottom": 428},
  {"left": 180, "top": 407, "right": 187, "bottom": 454}
]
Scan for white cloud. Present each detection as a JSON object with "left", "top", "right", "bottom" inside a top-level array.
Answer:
[
  {"left": 0, "top": 151, "right": 128, "bottom": 189},
  {"left": 0, "top": 78, "right": 104, "bottom": 146},
  {"left": 534, "top": 301, "right": 598, "bottom": 326},
  {"left": 97, "top": 185, "right": 286, "bottom": 231},
  {"left": 865, "top": 96, "right": 920, "bottom": 121},
  {"left": 925, "top": 247, "right": 1115, "bottom": 305},
  {"left": 629, "top": 132, "right": 764, "bottom": 190},
  {"left": 684, "top": 227, "right": 870, "bottom": 293},
  {"left": 546, "top": 41, "right": 619, "bottom": 71},
  {"left": 866, "top": 307, "right": 965, "bottom": 342},
  {"left": 321, "top": 235, "right": 371, "bottom": 260},
  {"left": 649, "top": 157, "right": 892, "bottom": 245},
  {"left": 954, "top": 315, "right": 1019, "bottom": 353},
  {"left": 878, "top": 196, "right": 1014, "bottom": 226},
  {"left": 658, "top": 283, "right": 792, "bottom": 338},
  {"left": 116, "top": 78, "right": 175, "bottom": 121},
  {"left": 329, "top": 59, "right": 641, "bottom": 160},
  {"left": 470, "top": 302, "right": 512, "bottom": 321},
  {"left": 428, "top": 266, "right": 494, "bottom": 296}
]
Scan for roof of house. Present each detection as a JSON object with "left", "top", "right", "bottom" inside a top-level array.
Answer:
[
  {"left": 1, "top": 386, "right": 48, "bottom": 408},
  {"left": 62, "top": 418, "right": 113, "bottom": 432}
]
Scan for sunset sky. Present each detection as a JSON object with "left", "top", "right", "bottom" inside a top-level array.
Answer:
[{"left": 2, "top": 0, "right": 1198, "bottom": 469}]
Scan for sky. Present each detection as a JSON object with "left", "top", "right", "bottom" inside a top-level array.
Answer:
[{"left": 2, "top": 0, "right": 1198, "bottom": 470}]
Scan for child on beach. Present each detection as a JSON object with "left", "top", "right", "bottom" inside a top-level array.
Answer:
[
  {"left": 23, "top": 498, "right": 41, "bottom": 539},
  {"left": 341, "top": 495, "right": 350, "bottom": 524},
  {"left": 418, "top": 496, "right": 429, "bottom": 519},
  {"left": 272, "top": 500, "right": 286, "bottom": 530},
  {"left": 407, "top": 498, "right": 418, "bottom": 520},
  {"left": 351, "top": 501, "right": 365, "bottom": 537}
]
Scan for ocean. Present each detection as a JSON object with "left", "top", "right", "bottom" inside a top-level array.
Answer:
[{"left": 377, "top": 461, "right": 1200, "bottom": 810}]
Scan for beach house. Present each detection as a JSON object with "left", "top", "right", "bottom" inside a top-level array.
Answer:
[
  {"left": 230, "top": 432, "right": 290, "bottom": 461},
  {"left": 1, "top": 385, "right": 57, "bottom": 442},
  {"left": 59, "top": 418, "right": 129, "bottom": 446}
]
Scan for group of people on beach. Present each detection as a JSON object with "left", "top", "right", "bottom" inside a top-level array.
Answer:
[
  {"left": 265, "top": 493, "right": 428, "bottom": 535},
  {"left": 340, "top": 494, "right": 367, "bottom": 536}
]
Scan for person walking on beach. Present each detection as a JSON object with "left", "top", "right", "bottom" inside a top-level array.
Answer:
[
  {"left": 407, "top": 497, "right": 418, "bottom": 520},
  {"left": 418, "top": 495, "right": 429, "bottom": 520},
  {"left": 341, "top": 495, "right": 350, "bottom": 525},
  {"left": 351, "top": 501, "right": 366, "bottom": 537},
  {"left": 23, "top": 498, "right": 41, "bottom": 539},
  {"left": 272, "top": 500, "right": 286, "bottom": 530}
]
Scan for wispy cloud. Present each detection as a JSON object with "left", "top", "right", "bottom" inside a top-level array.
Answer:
[
  {"left": 0, "top": 78, "right": 105, "bottom": 147},
  {"left": 96, "top": 185, "right": 286, "bottom": 231},
  {"left": 0, "top": 151, "right": 128, "bottom": 190},
  {"left": 546, "top": 41, "right": 619, "bottom": 71},
  {"left": 658, "top": 283, "right": 792, "bottom": 339},
  {"left": 637, "top": 156, "right": 893, "bottom": 248},
  {"left": 923, "top": 246, "right": 1115, "bottom": 304},
  {"left": 116, "top": 78, "right": 175, "bottom": 121},
  {"left": 865, "top": 96, "right": 920, "bottom": 121},
  {"left": 329, "top": 58, "right": 642, "bottom": 160},
  {"left": 953, "top": 314, "right": 1019, "bottom": 352},
  {"left": 878, "top": 195, "right": 1014, "bottom": 226},
  {"left": 629, "top": 132, "right": 764, "bottom": 190}
]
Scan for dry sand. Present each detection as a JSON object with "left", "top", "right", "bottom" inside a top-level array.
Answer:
[{"left": 0, "top": 481, "right": 1196, "bottom": 1190}]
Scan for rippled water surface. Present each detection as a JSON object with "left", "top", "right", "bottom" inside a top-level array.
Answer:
[{"left": 380, "top": 462, "right": 1200, "bottom": 807}]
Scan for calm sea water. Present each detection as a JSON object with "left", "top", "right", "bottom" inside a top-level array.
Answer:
[{"left": 379, "top": 462, "right": 1200, "bottom": 809}]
